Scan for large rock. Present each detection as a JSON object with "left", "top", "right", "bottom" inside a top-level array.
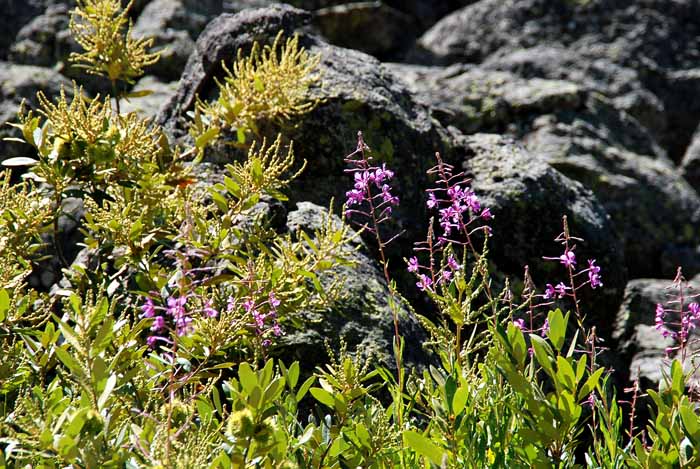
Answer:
[
  {"left": 0, "top": 63, "right": 72, "bottom": 163},
  {"left": 280, "top": 201, "right": 431, "bottom": 370},
  {"left": 413, "top": 0, "right": 700, "bottom": 161},
  {"left": 157, "top": 5, "right": 455, "bottom": 256},
  {"left": 0, "top": 0, "right": 46, "bottom": 60},
  {"left": 8, "top": 3, "right": 72, "bottom": 67},
  {"left": 314, "top": 2, "right": 417, "bottom": 60},
  {"left": 133, "top": 0, "right": 223, "bottom": 81},
  {"left": 522, "top": 96, "right": 700, "bottom": 278},
  {"left": 415, "top": 0, "right": 700, "bottom": 70},
  {"left": 480, "top": 46, "right": 667, "bottom": 142},
  {"left": 460, "top": 133, "right": 626, "bottom": 339},
  {"left": 388, "top": 62, "right": 700, "bottom": 279}
]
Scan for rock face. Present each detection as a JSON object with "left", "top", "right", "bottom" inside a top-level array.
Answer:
[
  {"left": 132, "top": 0, "right": 224, "bottom": 81},
  {"left": 281, "top": 201, "right": 431, "bottom": 370},
  {"left": 388, "top": 63, "right": 700, "bottom": 279},
  {"left": 0, "top": 0, "right": 46, "bottom": 60},
  {"left": 460, "top": 134, "right": 626, "bottom": 339},
  {"left": 413, "top": 0, "right": 700, "bottom": 161}
]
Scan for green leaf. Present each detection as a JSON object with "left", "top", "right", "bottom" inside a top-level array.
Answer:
[
  {"left": 296, "top": 376, "right": 315, "bottom": 401},
  {"left": 547, "top": 309, "right": 568, "bottom": 352},
  {"left": 0, "top": 289, "right": 9, "bottom": 322},
  {"left": 310, "top": 387, "right": 335, "bottom": 408},
  {"left": 452, "top": 386, "right": 469, "bottom": 416},
  {"left": 355, "top": 423, "right": 371, "bottom": 449},
  {"left": 238, "top": 362, "right": 258, "bottom": 394},
  {"left": 403, "top": 430, "right": 445, "bottom": 466},
  {"left": 236, "top": 127, "right": 246, "bottom": 144},
  {"left": 124, "top": 89, "right": 154, "bottom": 98},
  {"left": 97, "top": 374, "right": 117, "bottom": 410},
  {"left": 680, "top": 402, "right": 700, "bottom": 445},
  {"left": 196, "top": 127, "right": 220, "bottom": 149},
  {"left": 55, "top": 347, "right": 85, "bottom": 379},
  {"left": 530, "top": 335, "right": 555, "bottom": 377},
  {"left": 578, "top": 367, "right": 605, "bottom": 401},
  {"left": 556, "top": 356, "right": 577, "bottom": 393}
]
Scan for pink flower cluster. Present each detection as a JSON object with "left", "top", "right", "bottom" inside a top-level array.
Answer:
[
  {"left": 140, "top": 293, "right": 219, "bottom": 349},
  {"left": 239, "top": 292, "right": 284, "bottom": 347}
]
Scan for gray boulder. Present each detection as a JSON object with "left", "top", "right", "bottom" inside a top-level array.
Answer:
[
  {"left": 413, "top": 0, "right": 700, "bottom": 161},
  {"left": 460, "top": 133, "right": 626, "bottom": 339},
  {"left": 480, "top": 46, "right": 667, "bottom": 143},
  {"left": 8, "top": 3, "right": 72, "bottom": 67},
  {"left": 0, "top": 0, "right": 46, "bottom": 59},
  {"left": 388, "top": 62, "right": 700, "bottom": 279},
  {"left": 280, "top": 201, "right": 432, "bottom": 370},
  {"left": 522, "top": 95, "right": 700, "bottom": 278},
  {"left": 314, "top": 2, "right": 417, "bottom": 59},
  {"left": 133, "top": 0, "right": 224, "bottom": 81}
]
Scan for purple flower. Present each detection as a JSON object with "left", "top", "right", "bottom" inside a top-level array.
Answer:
[
  {"left": 269, "top": 292, "right": 281, "bottom": 310},
  {"left": 690, "top": 302, "right": 700, "bottom": 320},
  {"left": 354, "top": 171, "right": 371, "bottom": 191},
  {"left": 227, "top": 296, "right": 236, "bottom": 313},
  {"left": 346, "top": 189, "right": 364, "bottom": 206},
  {"left": 554, "top": 282, "right": 570, "bottom": 298},
  {"left": 151, "top": 315, "right": 165, "bottom": 332},
  {"left": 141, "top": 298, "right": 156, "bottom": 318},
  {"left": 417, "top": 274, "right": 433, "bottom": 292},
  {"left": 252, "top": 310, "right": 265, "bottom": 329},
  {"left": 559, "top": 249, "right": 576, "bottom": 268},
  {"left": 543, "top": 283, "right": 556, "bottom": 300},
  {"left": 374, "top": 164, "right": 394, "bottom": 184},
  {"left": 147, "top": 336, "right": 159, "bottom": 348},
  {"left": 655, "top": 303, "right": 671, "bottom": 338},
  {"left": 465, "top": 192, "right": 481, "bottom": 214},
  {"left": 167, "top": 296, "right": 187, "bottom": 317},
  {"left": 380, "top": 184, "right": 399, "bottom": 205},
  {"left": 447, "top": 255, "right": 460, "bottom": 272},
  {"left": 272, "top": 323, "right": 283, "bottom": 336},
  {"left": 480, "top": 208, "right": 492, "bottom": 220},
  {"left": 588, "top": 259, "right": 603, "bottom": 289},
  {"left": 427, "top": 192, "right": 438, "bottom": 209},
  {"left": 203, "top": 299, "right": 218, "bottom": 318},
  {"left": 541, "top": 319, "right": 550, "bottom": 337},
  {"left": 407, "top": 256, "right": 419, "bottom": 273},
  {"left": 440, "top": 269, "right": 453, "bottom": 283},
  {"left": 513, "top": 318, "right": 526, "bottom": 331}
]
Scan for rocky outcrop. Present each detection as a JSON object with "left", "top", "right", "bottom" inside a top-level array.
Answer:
[
  {"left": 413, "top": 0, "right": 700, "bottom": 161},
  {"left": 389, "top": 63, "right": 700, "bottom": 279}
]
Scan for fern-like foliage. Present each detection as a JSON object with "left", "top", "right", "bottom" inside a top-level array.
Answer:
[
  {"left": 192, "top": 32, "right": 321, "bottom": 149},
  {"left": 69, "top": 0, "right": 159, "bottom": 85}
]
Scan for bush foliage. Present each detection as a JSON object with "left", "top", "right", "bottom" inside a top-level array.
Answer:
[{"left": 2, "top": 1, "right": 700, "bottom": 468}]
